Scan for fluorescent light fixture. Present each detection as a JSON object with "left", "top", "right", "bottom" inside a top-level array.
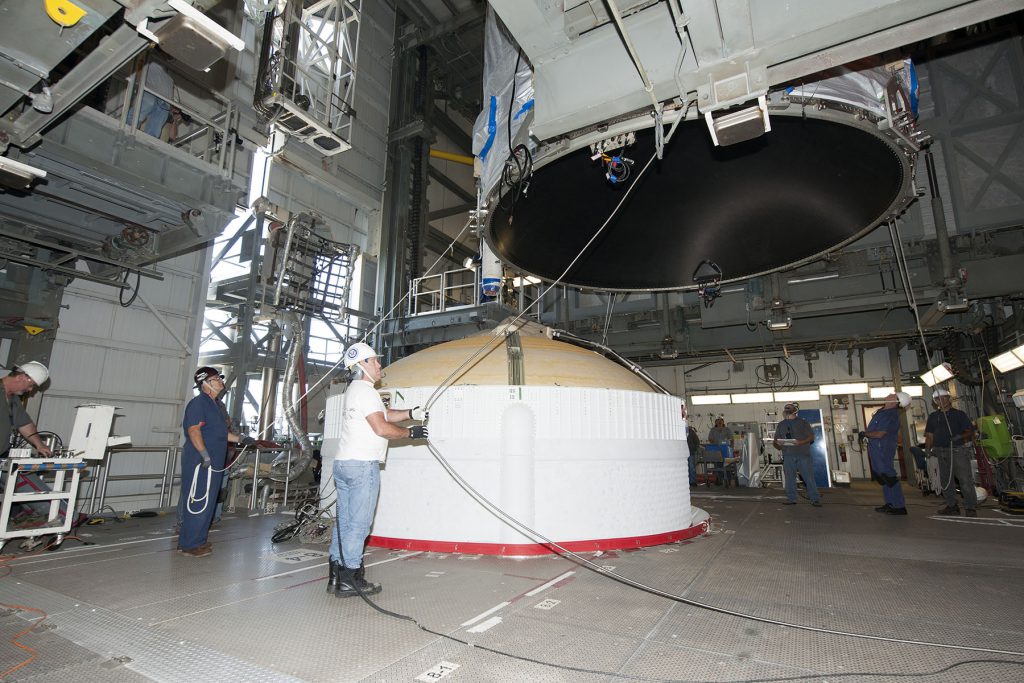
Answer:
[
  {"left": 511, "top": 275, "right": 541, "bottom": 288},
  {"left": 920, "top": 362, "right": 954, "bottom": 387},
  {"left": 0, "top": 156, "right": 47, "bottom": 189},
  {"left": 767, "top": 315, "right": 792, "bottom": 331},
  {"left": 773, "top": 390, "right": 820, "bottom": 402},
  {"left": 819, "top": 382, "right": 869, "bottom": 395},
  {"left": 731, "top": 392, "right": 774, "bottom": 404},
  {"left": 870, "top": 386, "right": 924, "bottom": 399},
  {"left": 690, "top": 394, "right": 731, "bottom": 405},
  {"left": 990, "top": 344, "right": 1024, "bottom": 373}
]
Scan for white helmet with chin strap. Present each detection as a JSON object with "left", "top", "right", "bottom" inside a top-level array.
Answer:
[
  {"left": 931, "top": 388, "right": 951, "bottom": 404},
  {"left": 894, "top": 391, "right": 911, "bottom": 408},
  {"left": 17, "top": 361, "right": 49, "bottom": 386},
  {"left": 343, "top": 342, "right": 379, "bottom": 369}
]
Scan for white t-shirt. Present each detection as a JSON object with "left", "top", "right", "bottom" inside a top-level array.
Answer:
[{"left": 337, "top": 379, "right": 389, "bottom": 462}]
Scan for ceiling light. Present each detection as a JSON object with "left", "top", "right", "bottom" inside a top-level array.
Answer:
[
  {"left": 773, "top": 390, "right": 820, "bottom": 402},
  {"left": 870, "top": 386, "right": 924, "bottom": 399},
  {"left": 920, "top": 362, "right": 954, "bottom": 387},
  {"left": 731, "top": 392, "right": 774, "bottom": 404},
  {"left": 691, "top": 394, "right": 731, "bottom": 405},
  {"left": 818, "top": 382, "right": 869, "bottom": 395},
  {"left": 767, "top": 314, "right": 791, "bottom": 331},
  {"left": 990, "top": 345, "right": 1024, "bottom": 373},
  {"left": 0, "top": 157, "right": 47, "bottom": 190}
]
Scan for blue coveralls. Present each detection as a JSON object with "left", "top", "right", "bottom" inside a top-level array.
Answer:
[
  {"left": 178, "top": 393, "right": 228, "bottom": 550},
  {"left": 866, "top": 406, "right": 906, "bottom": 509}
]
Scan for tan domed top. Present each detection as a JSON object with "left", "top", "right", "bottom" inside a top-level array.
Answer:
[{"left": 380, "top": 323, "right": 654, "bottom": 392}]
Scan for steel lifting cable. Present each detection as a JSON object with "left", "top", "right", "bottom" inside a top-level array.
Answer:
[
  {"left": 390, "top": 139, "right": 1024, "bottom": 661},
  {"left": 423, "top": 440, "right": 1024, "bottom": 658},
  {"left": 423, "top": 105, "right": 692, "bottom": 411},
  {"left": 887, "top": 218, "right": 963, "bottom": 493}
]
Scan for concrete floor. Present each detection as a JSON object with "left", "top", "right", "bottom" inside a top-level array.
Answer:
[{"left": 2, "top": 481, "right": 1024, "bottom": 682}]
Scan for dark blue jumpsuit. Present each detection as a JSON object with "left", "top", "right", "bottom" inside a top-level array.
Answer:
[
  {"left": 179, "top": 393, "right": 228, "bottom": 550},
  {"left": 867, "top": 406, "right": 906, "bottom": 509}
]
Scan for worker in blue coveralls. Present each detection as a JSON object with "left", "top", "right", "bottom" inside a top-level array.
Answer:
[
  {"left": 773, "top": 402, "right": 822, "bottom": 507},
  {"left": 862, "top": 391, "right": 910, "bottom": 515},
  {"left": 177, "top": 366, "right": 254, "bottom": 557}
]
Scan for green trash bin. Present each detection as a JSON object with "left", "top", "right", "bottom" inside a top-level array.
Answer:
[{"left": 977, "top": 415, "right": 1013, "bottom": 460}]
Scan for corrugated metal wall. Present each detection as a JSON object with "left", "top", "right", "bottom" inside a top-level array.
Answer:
[
  {"left": 28, "top": 2, "right": 399, "bottom": 512},
  {"left": 38, "top": 250, "right": 209, "bottom": 511}
]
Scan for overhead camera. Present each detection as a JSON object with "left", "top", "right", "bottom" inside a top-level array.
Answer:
[{"left": 692, "top": 259, "right": 723, "bottom": 309}]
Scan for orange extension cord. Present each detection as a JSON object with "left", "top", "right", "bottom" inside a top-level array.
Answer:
[{"left": 0, "top": 535, "right": 80, "bottom": 678}]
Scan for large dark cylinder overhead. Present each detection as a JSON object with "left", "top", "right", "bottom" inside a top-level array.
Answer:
[{"left": 487, "top": 110, "right": 914, "bottom": 291}]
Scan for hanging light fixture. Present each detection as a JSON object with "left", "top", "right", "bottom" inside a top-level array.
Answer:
[{"left": 920, "top": 362, "right": 954, "bottom": 387}]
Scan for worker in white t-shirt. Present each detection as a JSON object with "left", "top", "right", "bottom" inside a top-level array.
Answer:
[{"left": 323, "top": 342, "right": 428, "bottom": 598}]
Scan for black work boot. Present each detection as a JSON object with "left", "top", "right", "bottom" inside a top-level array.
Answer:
[
  {"left": 334, "top": 568, "right": 358, "bottom": 598},
  {"left": 327, "top": 559, "right": 341, "bottom": 594},
  {"left": 353, "top": 563, "right": 382, "bottom": 595}
]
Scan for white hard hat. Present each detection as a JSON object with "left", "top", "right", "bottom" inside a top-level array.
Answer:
[
  {"left": 343, "top": 342, "right": 378, "bottom": 369},
  {"left": 932, "top": 388, "right": 951, "bottom": 400},
  {"left": 17, "top": 361, "right": 49, "bottom": 386},
  {"left": 894, "top": 391, "right": 911, "bottom": 408}
]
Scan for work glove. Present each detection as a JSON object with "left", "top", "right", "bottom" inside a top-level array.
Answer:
[
  {"left": 410, "top": 406, "right": 427, "bottom": 421},
  {"left": 238, "top": 435, "right": 257, "bottom": 449},
  {"left": 199, "top": 449, "right": 212, "bottom": 468},
  {"left": 857, "top": 430, "right": 866, "bottom": 442},
  {"left": 408, "top": 425, "right": 429, "bottom": 440}
]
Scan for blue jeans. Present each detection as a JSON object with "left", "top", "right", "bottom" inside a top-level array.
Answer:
[
  {"left": 936, "top": 445, "right": 977, "bottom": 510},
  {"left": 329, "top": 460, "right": 380, "bottom": 569},
  {"left": 783, "top": 452, "right": 820, "bottom": 503},
  {"left": 128, "top": 92, "right": 169, "bottom": 137}
]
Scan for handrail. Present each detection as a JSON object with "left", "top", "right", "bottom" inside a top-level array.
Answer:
[
  {"left": 115, "top": 56, "right": 239, "bottom": 178},
  {"left": 89, "top": 446, "right": 180, "bottom": 512}
]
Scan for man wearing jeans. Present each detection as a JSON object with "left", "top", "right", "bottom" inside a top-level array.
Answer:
[
  {"left": 773, "top": 402, "right": 822, "bottom": 507},
  {"left": 325, "top": 342, "right": 427, "bottom": 598},
  {"left": 925, "top": 388, "right": 977, "bottom": 517}
]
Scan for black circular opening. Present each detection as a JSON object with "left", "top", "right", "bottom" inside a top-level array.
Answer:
[{"left": 488, "top": 115, "right": 905, "bottom": 290}]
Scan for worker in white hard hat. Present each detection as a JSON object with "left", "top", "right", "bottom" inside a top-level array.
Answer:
[
  {"left": 1, "top": 362, "right": 84, "bottom": 527},
  {"left": 925, "top": 388, "right": 977, "bottom": 517},
  {"left": 2, "top": 361, "right": 52, "bottom": 458},
  {"left": 861, "top": 391, "right": 912, "bottom": 515},
  {"left": 322, "top": 342, "right": 428, "bottom": 598}
]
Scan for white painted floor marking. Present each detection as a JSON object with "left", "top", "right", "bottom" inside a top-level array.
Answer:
[
  {"left": 460, "top": 601, "right": 510, "bottom": 627},
  {"left": 465, "top": 616, "right": 502, "bottom": 633},
  {"left": 415, "top": 661, "right": 460, "bottom": 681},
  {"left": 525, "top": 570, "right": 575, "bottom": 597},
  {"left": 254, "top": 550, "right": 422, "bottom": 582}
]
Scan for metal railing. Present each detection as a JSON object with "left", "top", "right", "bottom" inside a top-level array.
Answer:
[
  {"left": 408, "top": 267, "right": 481, "bottom": 315},
  {"left": 113, "top": 56, "right": 240, "bottom": 178},
  {"left": 86, "top": 445, "right": 312, "bottom": 514},
  {"left": 87, "top": 446, "right": 180, "bottom": 513}
]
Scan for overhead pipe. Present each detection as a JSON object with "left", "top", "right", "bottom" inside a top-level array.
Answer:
[
  {"left": 258, "top": 322, "right": 282, "bottom": 437},
  {"left": 278, "top": 314, "right": 312, "bottom": 482},
  {"left": 429, "top": 149, "right": 474, "bottom": 165},
  {"left": 924, "top": 150, "right": 956, "bottom": 284}
]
